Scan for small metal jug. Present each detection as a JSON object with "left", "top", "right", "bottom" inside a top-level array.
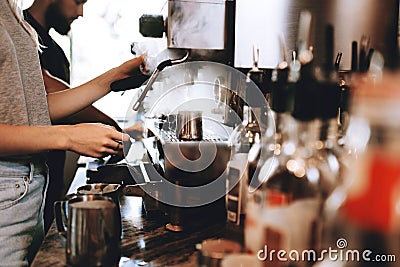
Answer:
[
  {"left": 54, "top": 194, "right": 121, "bottom": 267},
  {"left": 176, "top": 110, "right": 203, "bottom": 141}
]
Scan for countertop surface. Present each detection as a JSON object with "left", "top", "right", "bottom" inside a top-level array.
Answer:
[{"left": 31, "top": 166, "right": 243, "bottom": 267}]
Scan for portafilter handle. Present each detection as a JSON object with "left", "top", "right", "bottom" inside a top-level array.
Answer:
[
  {"left": 110, "top": 71, "right": 149, "bottom": 92},
  {"left": 132, "top": 51, "right": 190, "bottom": 111}
]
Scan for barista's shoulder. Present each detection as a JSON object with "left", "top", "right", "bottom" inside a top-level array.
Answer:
[
  {"left": 0, "top": 22, "right": 15, "bottom": 64},
  {"left": 0, "top": 22, "right": 10, "bottom": 45}
]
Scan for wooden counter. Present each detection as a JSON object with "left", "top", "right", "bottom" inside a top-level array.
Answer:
[{"left": 31, "top": 167, "right": 243, "bottom": 267}]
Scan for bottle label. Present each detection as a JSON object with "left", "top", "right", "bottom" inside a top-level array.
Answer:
[
  {"left": 245, "top": 190, "right": 322, "bottom": 265},
  {"left": 342, "top": 150, "right": 400, "bottom": 232},
  {"left": 266, "top": 190, "right": 292, "bottom": 206},
  {"left": 227, "top": 153, "right": 249, "bottom": 225}
]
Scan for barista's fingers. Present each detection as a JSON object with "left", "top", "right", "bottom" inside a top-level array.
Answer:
[
  {"left": 121, "top": 132, "right": 130, "bottom": 142},
  {"left": 66, "top": 123, "right": 129, "bottom": 158},
  {"left": 100, "top": 124, "right": 117, "bottom": 132},
  {"left": 119, "top": 56, "right": 145, "bottom": 76},
  {"left": 107, "top": 128, "right": 130, "bottom": 143},
  {"left": 100, "top": 146, "right": 119, "bottom": 157},
  {"left": 112, "top": 141, "right": 122, "bottom": 151}
]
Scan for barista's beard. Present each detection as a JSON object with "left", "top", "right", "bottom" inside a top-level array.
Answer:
[{"left": 45, "top": 3, "right": 71, "bottom": 35}]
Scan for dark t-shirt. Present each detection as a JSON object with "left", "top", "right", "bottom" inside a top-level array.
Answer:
[
  {"left": 24, "top": 11, "right": 70, "bottom": 84},
  {"left": 24, "top": 10, "right": 70, "bottom": 232}
]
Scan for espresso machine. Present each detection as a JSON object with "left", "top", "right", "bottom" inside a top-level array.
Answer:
[
  {"left": 114, "top": 0, "right": 245, "bottom": 231},
  {"left": 128, "top": 62, "right": 241, "bottom": 231}
]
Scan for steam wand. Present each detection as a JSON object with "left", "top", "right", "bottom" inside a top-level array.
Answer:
[{"left": 132, "top": 51, "right": 190, "bottom": 111}]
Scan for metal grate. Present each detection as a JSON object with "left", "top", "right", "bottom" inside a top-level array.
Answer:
[{"left": 161, "top": 130, "right": 226, "bottom": 143}]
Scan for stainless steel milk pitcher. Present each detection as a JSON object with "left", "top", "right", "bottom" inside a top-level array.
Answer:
[{"left": 54, "top": 194, "right": 121, "bottom": 267}]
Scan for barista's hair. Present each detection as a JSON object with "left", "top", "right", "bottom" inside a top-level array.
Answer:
[{"left": 7, "top": 0, "right": 39, "bottom": 48}]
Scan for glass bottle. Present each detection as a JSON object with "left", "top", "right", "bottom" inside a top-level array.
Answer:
[
  {"left": 322, "top": 73, "right": 400, "bottom": 267},
  {"left": 245, "top": 121, "right": 327, "bottom": 267},
  {"left": 267, "top": 53, "right": 299, "bottom": 170},
  {"left": 314, "top": 80, "right": 343, "bottom": 198},
  {"left": 226, "top": 105, "right": 262, "bottom": 226},
  {"left": 244, "top": 60, "right": 337, "bottom": 267},
  {"left": 244, "top": 62, "right": 298, "bottom": 261},
  {"left": 226, "top": 46, "right": 269, "bottom": 226}
]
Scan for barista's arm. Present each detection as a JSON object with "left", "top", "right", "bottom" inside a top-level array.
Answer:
[
  {"left": 41, "top": 69, "right": 69, "bottom": 93},
  {"left": 42, "top": 69, "right": 122, "bottom": 131},
  {"left": 67, "top": 108, "right": 122, "bottom": 131},
  {"left": 0, "top": 123, "right": 128, "bottom": 158},
  {"left": 0, "top": 71, "right": 130, "bottom": 158},
  {"left": 46, "top": 56, "right": 143, "bottom": 121}
]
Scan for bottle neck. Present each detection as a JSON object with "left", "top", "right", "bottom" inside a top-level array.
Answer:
[
  {"left": 294, "top": 118, "right": 320, "bottom": 159},
  {"left": 273, "top": 111, "right": 297, "bottom": 157},
  {"left": 243, "top": 106, "right": 261, "bottom": 137},
  {"left": 232, "top": 106, "right": 262, "bottom": 153},
  {"left": 318, "top": 118, "right": 339, "bottom": 149}
]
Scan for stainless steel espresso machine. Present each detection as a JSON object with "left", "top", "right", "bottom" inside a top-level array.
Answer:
[
  {"left": 116, "top": 0, "right": 243, "bottom": 231},
  {"left": 130, "top": 63, "right": 241, "bottom": 231}
]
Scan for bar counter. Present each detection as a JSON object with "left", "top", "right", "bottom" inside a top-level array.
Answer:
[{"left": 31, "top": 167, "right": 243, "bottom": 267}]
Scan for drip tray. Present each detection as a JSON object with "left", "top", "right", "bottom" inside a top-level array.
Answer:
[{"left": 86, "top": 162, "right": 163, "bottom": 186}]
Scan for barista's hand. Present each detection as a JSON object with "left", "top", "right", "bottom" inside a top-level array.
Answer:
[
  {"left": 64, "top": 123, "right": 130, "bottom": 158},
  {"left": 116, "top": 55, "right": 145, "bottom": 79},
  {"left": 110, "top": 56, "right": 148, "bottom": 92}
]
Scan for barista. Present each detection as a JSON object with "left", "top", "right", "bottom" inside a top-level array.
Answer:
[
  {"left": 0, "top": 0, "right": 143, "bottom": 265},
  {"left": 24, "top": 0, "right": 126, "bottom": 233}
]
